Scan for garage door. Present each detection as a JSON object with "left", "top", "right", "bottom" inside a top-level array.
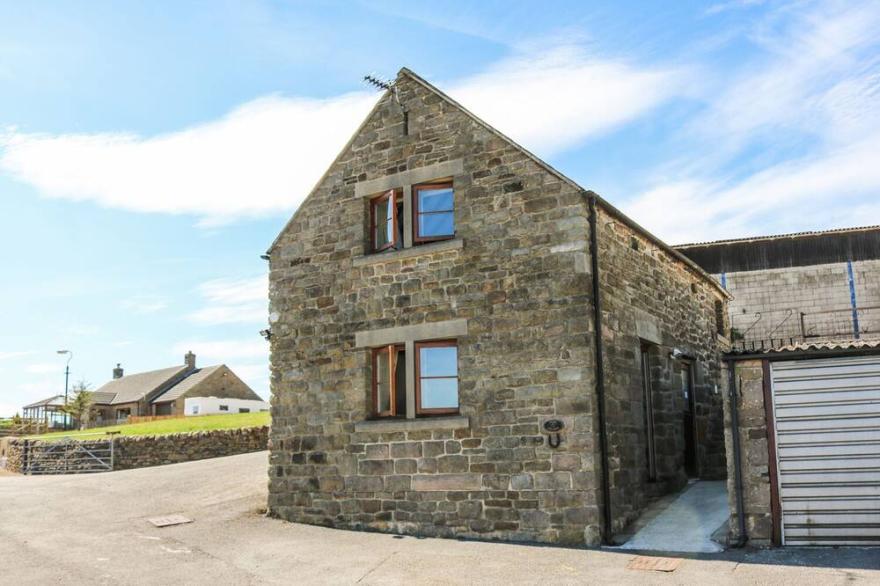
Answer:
[{"left": 771, "top": 355, "right": 880, "bottom": 545}]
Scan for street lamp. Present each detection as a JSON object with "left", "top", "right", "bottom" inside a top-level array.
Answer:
[{"left": 57, "top": 350, "right": 73, "bottom": 430}]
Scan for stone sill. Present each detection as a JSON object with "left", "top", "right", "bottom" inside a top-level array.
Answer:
[
  {"left": 354, "top": 415, "right": 469, "bottom": 433},
  {"left": 352, "top": 238, "right": 463, "bottom": 267}
]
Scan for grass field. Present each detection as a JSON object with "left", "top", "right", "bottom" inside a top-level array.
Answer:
[{"left": 27, "top": 411, "right": 270, "bottom": 441}]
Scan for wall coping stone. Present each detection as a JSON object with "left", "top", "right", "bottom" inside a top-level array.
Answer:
[
  {"left": 352, "top": 238, "right": 463, "bottom": 267},
  {"left": 354, "top": 415, "right": 469, "bottom": 433}
]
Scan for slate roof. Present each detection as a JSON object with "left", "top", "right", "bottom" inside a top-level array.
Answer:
[
  {"left": 91, "top": 365, "right": 188, "bottom": 405},
  {"left": 151, "top": 365, "right": 223, "bottom": 404}
]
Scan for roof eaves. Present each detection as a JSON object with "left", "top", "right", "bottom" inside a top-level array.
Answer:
[{"left": 675, "top": 225, "right": 880, "bottom": 249}]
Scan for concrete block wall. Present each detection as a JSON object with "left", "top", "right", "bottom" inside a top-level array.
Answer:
[{"left": 722, "top": 259, "right": 880, "bottom": 343}]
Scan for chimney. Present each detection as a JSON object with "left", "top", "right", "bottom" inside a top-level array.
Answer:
[
  {"left": 113, "top": 363, "right": 124, "bottom": 379},
  {"left": 185, "top": 351, "right": 196, "bottom": 370}
]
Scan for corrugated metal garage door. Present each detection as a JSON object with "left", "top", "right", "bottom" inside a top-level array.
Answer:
[{"left": 771, "top": 355, "right": 880, "bottom": 545}]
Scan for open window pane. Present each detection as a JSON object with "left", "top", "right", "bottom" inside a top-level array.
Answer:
[
  {"left": 418, "top": 212, "right": 454, "bottom": 238},
  {"left": 419, "top": 378, "right": 459, "bottom": 410},
  {"left": 419, "top": 345, "right": 457, "bottom": 377},
  {"left": 375, "top": 348, "right": 392, "bottom": 414},
  {"left": 371, "top": 191, "right": 398, "bottom": 252}
]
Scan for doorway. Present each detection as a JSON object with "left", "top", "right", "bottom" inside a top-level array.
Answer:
[{"left": 681, "top": 362, "right": 698, "bottom": 478}]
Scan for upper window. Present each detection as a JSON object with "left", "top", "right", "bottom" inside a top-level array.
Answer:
[
  {"left": 219, "top": 404, "right": 229, "bottom": 411},
  {"left": 415, "top": 340, "right": 459, "bottom": 415},
  {"left": 414, "top": 183, "right": 455, "bottom": 243},
  {"left": 370, "top": 190, "right": 402, "bottom": 252}
]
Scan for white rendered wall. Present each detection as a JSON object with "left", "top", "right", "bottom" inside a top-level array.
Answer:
[{"left": 184, "top": 396, "right": 269, "bottom": 416}]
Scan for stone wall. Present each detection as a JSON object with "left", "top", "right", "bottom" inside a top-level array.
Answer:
[
  {"left": 4, "top": 426, "right": 268, "bottom": 474},
  {"left": 721, "top": 259, "right": 880, "bottom": 343},
  {"left": 596, "top": 208, "right": 729, "bottom": 533},
  {"left": 266, "top": 69, "right": 731, "bottom": 546},
  {"left": 721, "top": 360, "right": 773, "bottom": 545},
  {"left": 268, "top": 71, "right": 603, "bottom": 545}
]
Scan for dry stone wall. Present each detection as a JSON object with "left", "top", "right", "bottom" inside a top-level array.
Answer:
[{"left": 3, "top": 426, "right": 268, "bottom": 474}]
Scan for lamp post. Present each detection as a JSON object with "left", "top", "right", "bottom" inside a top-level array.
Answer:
[{"left": 57, "top": 350, "right": 73, "bottom": 430}]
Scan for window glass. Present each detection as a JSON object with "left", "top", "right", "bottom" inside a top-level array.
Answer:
[
  {"left": 417, "top": 343, "right": 459, "bottom": 413},
  {"left": 376, "top": 347, "right": 392, "bottom": 413},
  {"left": 373, "top": 196, "right": 393, "bottom": 250},
  {"left": 419, "top": 378, "right": 459, "bottom": 410},
  {"left": 415, "top": 184, "right": 454, "bottom": 240}
]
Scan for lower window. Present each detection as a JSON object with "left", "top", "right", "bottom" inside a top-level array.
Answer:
[
  {"left": 416, "top": 340, "right": 459, "bottom": 415},
  {"left": 370, "top": 340, "right": 459, "bottom": 418}
]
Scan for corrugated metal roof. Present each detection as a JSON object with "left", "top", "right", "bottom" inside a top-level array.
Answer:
[
  {"left": 91, "top": 365, "right": 188, "bottom": 405},
  {"left": 151, "top": 365, "right": 223, "bottom": 404},
  {"left": 726, "top": 338, "right": 880, "bottom": 356},
  {"left": 22, "top": 395, "right": 64, "bottom": 409},
  {"left": 675, "top": 225, "right": 880, "bottom": 248}
]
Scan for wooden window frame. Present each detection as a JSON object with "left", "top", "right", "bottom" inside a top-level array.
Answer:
[
  {"left": 412, "top": 182, "right": 455, "bottom": 244},
  {"left": 414, "top": 339, "right": 459, "bottom": 416},
  {"left": 369, "top": 190, "right": 398, "bottom": 252},
  {"left": 371, "top": 344, "right": 402, "bottom": 418}
]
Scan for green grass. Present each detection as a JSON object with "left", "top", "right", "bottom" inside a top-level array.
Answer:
[{"left": 27, "top": 411, "right": 270, "bottom": 441}]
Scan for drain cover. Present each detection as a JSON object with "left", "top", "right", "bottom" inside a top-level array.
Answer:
[
  {"left": 627, "top": 556, "right": 682, "bottom": 572},
  {"left": 148, "top": 514, "right": 193, "bottom": 528}
]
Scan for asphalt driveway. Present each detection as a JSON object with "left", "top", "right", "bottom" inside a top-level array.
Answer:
[{"left": 1, "top": 452, "right": 877, "bottom": 585}]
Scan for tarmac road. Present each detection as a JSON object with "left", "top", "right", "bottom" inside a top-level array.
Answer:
[{"left": 1, "top": 451, "right": 877, "bottom": 585}]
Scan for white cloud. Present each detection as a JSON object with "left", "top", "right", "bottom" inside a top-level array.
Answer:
[
  {"left": 450, "top": 45, "right": 686, "bottom": 155},
  {"left": 189, "top": 275, "right": 267, "bottom": 326},
  {"left": 25, "top": 363, "right": 60, "bottom": 374},
  {"left": 625, "top": 1, "right": 880, "bottom": 244},
  {"left": 172, "top": 338, "right": 268, "bottom": 363},
  {"left": 121, "top": 295, "right": 167, "bottom": 314},
  {"left": 0, "top": 46, "right": 683, "bottom": 224},
  {"left": 0, "top": 351, "right": 32, "bottom": 361}
]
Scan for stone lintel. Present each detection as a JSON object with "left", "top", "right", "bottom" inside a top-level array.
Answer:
[
  {"left": 355, "top": 159, "right": 464, "bottom": 197},
  {"left": 352, "top": 238, "right": 463, "bottom": 267},
  {"left": 355, "top": 318, "right": 468, "bottom": 348},
  {"left": 411, "top": 473, "right": 481, "bottom": 491},
  {"left": 353, "top": 415, "right": 469, "bottom": 433}
]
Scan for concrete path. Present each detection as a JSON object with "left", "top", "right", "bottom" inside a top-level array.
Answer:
[
  {"left": 616, "top": 480, "right": 730, "bottom": 553},
  {"left": 0, "top": 454, "right": 877, "bottom": 585}
]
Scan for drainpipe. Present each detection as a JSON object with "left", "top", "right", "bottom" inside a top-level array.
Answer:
[
  {"left": 726, "top": 361, "right": 748, "bottom": 547},
  {"left": 587, "top": 192, "right": 613, "bottom": 544}
]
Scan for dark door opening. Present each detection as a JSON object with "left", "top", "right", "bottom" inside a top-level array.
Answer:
[
  {"left": 640, "top": 344, "right": 657, "bottom": 481},
  {"left": 681, "top": 362, "right": 698, "bottom": 478}
]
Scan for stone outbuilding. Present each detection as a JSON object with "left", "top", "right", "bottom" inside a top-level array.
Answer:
[
  {"left": 266, "top": 68, "right": 731, "bottom": 545},
  {"left": 722, "top": 340, "right": 880, "bottom": 546}
]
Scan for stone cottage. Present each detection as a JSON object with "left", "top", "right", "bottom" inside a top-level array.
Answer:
[
  {"left": 89, "top": 352, "right": 263, "bottom": 423},
  {"left": 266, "top": 68, "right": 730, "bottom": 546}
]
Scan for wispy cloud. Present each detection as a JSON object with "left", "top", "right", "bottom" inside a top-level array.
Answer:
[
  {"left": 172, "top": 338, "right": 267, "bottom": 362},
  {"left": 0, "top": 45, "right": 683, "bottom": 224},
  {"left": 189, "top": 275, "right": 267, "bottom": 326},
  {"left": 121, "top": 295, "right": 168, "bottom": 314},
  {"left": 25, "top": 363, "right": 59, "bottom": 374},
  {"left": 625, "top": 0, "right": 880, "bottom": 243},
  {"left": 0, "top": 351, "right": 32, "bottom": 361}
]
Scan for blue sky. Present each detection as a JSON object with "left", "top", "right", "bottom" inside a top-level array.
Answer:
[{"left": 1, "top": 0, "right": 879, "bottom": 416}]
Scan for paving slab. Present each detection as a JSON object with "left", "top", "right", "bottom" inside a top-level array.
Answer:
[{"left": 616, "top": 480, "right": 730, "bottom": 553}]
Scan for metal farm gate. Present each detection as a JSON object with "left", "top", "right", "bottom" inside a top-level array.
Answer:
[
  {"left": 22, "top": 439, "right": 114, "bottom": 475},
  {"left": 770, "top": 355, "right": 880, "bottom": 545}
]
